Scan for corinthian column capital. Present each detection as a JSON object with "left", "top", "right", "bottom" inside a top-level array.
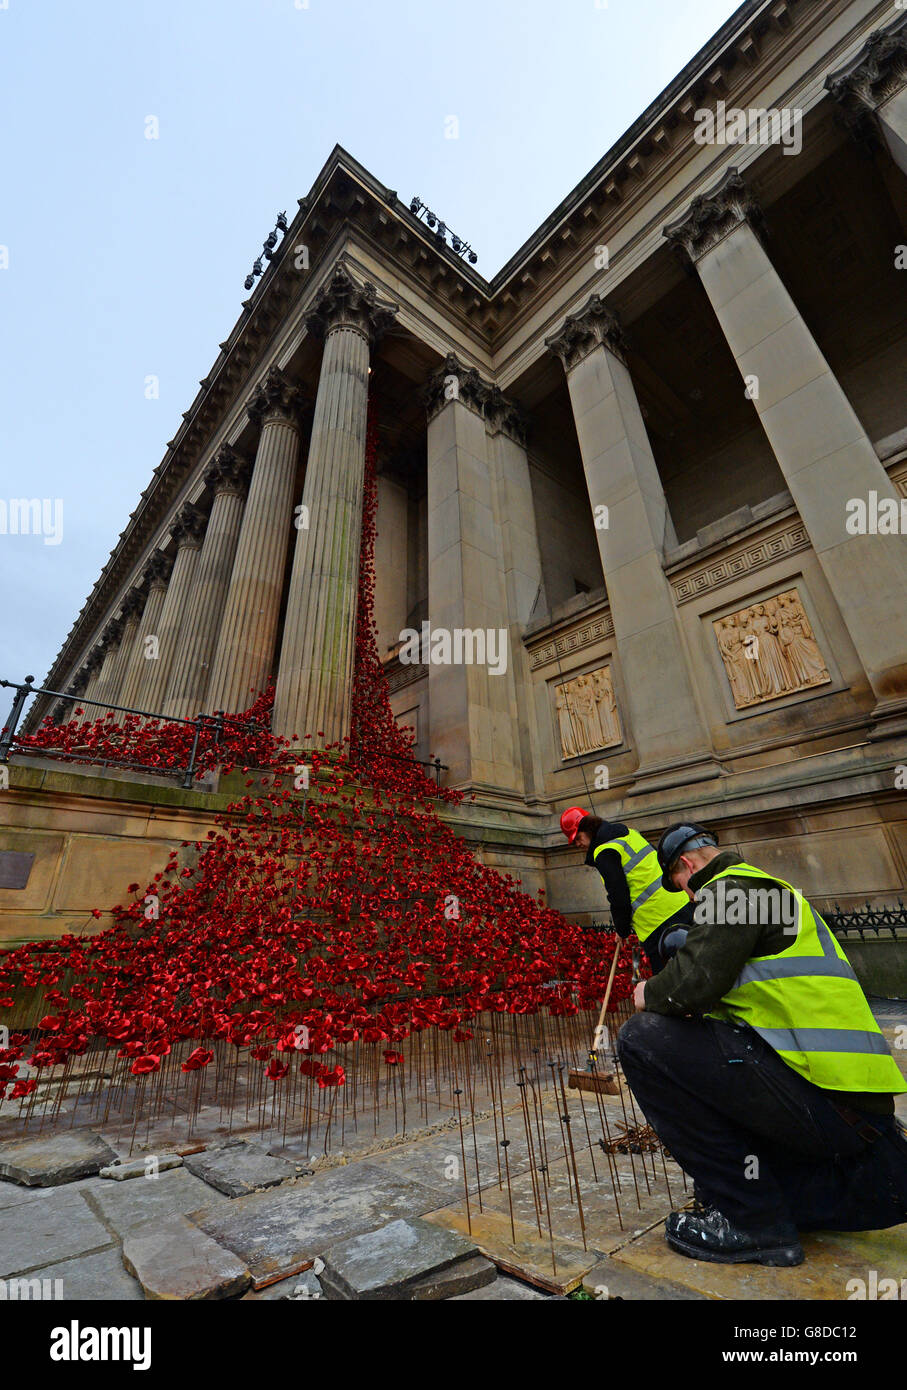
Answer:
[
  {"left": 825, "top": 14, "right": 907, "bottom": 128},
  {"left": 247, "top": 365, "right": 302, "bottom": 429},
  {"left": 204, "top": 443, "right": 249, "bottom": 499},
  {"left": 121, "top": 587, "right": 146, "bottom": 620},
  {"left": 663, "top": 167, "right": 764, "bottom": 264},
  {"left": 304, "top": 261, "right": 398, "bottom": 345},
  {"left": 170, "top": 502, "right": 207, "bottom": 549},
  {"left": 483, "top": 385, "right": 528, "bottom": 447},
  {"left": 544, "top": 294, "right": 627, "bottom": 372},
  {"left": 143, "top": 549, "right": 173, "bottom": 590},
  {"left": 424, "top": 353, "right": 492, "bottom": 423},
  {"left": 100, "top": 617, "right": 124, "bottom": 651}
]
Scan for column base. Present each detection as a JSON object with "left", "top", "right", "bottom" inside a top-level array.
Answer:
[{"left": 867, "top": 697, "right": 907, "bottom": 742}]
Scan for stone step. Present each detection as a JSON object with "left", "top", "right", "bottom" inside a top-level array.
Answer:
[{"left": 0, "top": 1128, "right": 119, "bottom": 1187}]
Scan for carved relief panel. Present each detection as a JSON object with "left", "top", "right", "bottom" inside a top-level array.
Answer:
[
  {"left": 555, "top": 666, "right": 622, "bottom": 760},
  {"left": 713, "top": 588, "right": 831, "bottom": 710}
]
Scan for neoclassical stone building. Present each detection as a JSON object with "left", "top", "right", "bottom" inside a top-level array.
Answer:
[{"left": 26, "top": 0, "right": 907, "bottom": 921}]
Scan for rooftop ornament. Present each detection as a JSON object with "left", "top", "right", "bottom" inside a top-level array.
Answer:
[
  {"left": 409, "top": 197, "right": 478, "bottom": 264},
  {"left": 243, "top": 211, "right": 290, "bottom": 291}
]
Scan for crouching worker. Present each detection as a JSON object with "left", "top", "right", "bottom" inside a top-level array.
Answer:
[
  {"left": 617, "top": 821, "right": 907, "bottom": 1266},
  {"left": 560, "top": 807, "right": 694, "bottom": 971}
]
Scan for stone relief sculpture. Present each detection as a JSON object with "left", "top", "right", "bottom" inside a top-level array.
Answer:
[
  {"left": 555, "top": 666, "right": 622, "bottom": 759},
  {"left": 714, "top": 589, "right": 831, "bottom": 709}
]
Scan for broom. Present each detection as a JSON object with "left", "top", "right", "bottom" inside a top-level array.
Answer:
[{"left": 568, "top": 935, "right": 622, "bottom": 1095}]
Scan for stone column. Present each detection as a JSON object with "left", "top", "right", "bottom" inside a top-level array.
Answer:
[
  {"left": 75, "top": 654, "right": 103, "bottom": 725},
  {"left": 272, "top": 263, "right": 397, "bottom": 746},
  {"left": 665, "top": 168, "right": 907, "bottom": 728},
  {"left": 423, "top": 356, "right": 522, "bottom": 793},
  {"left": 162, "top": 446, "right": 249, "bottom": 720},
  {"left": 546, "top": 300, "right": 721, "bottom": 786},
  {"left": 484, "top": 387, "right": 546, "bottom": 799},
  {"left": 206, "top": 367, "right": 302, "bottom": 717},
  {"left": 120, "top": 553, "right": 172, "bottom": 711},
  {"left": 60, "top": 667, "right": 89, "bottom": 724},
  {"left": 104, "top": 589, "right": 145, "bottom": 709},
  {"left": 139, "top": 505, "right": 206, "bottom": 714},
  {"left": 826, "top": 15, "right": 907, "bottom": 177},
  {"left": 89, "top": 620, "right": 125, "bottom": 717}
]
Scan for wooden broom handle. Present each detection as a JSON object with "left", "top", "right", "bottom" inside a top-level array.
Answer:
[{"left": 591, "top": 937, "right": 622, "bottom": 1050}]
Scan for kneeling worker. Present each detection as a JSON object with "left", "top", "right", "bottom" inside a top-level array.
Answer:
[
  {"left": 617, "top": 822, "right": 907, "bottom": 1266},
  {"left": 560, "top": 807, "right": 694, "bottom": 971}
]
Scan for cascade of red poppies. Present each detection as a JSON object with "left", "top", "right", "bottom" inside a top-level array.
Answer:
[{"left": 0, "top": 395, "right": 641, "bottom": 1109}]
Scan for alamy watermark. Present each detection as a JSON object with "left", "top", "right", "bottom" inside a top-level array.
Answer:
[
  {"left": 0, "top": 498, "right": 63, "bottom": 545},
  {"left": 694, "top": 879, "right": 798, "bottom": 931},
  {"left": 398, "top": 623, "right": 508, "bottom": 676},
  {"left": 693, "top": 100, "right": 803, "bottom": 156}
]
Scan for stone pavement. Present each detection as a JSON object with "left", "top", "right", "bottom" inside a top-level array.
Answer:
[{"left": 0, "top": 1000, "right": 904, "bottom": 1301}]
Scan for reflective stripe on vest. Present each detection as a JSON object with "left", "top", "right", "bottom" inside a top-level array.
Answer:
[
  {"left": 593, "top": 830, "right": 689, "bottom": 943},
  {"left": 703, "top": 862, "right": 906, "bottom": 1095}
]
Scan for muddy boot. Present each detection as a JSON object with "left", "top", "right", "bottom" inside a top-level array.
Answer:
[{"left": 665, "top": 1203, "right": 804, "bottom": 1266}]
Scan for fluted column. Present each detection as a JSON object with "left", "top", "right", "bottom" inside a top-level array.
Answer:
[
  {"left": 272, "top": 264, "right": 397, "bottom": 745},
  {"left": 75, "top": 654, "right": 103, "bottom": 726},
  {"left": 162, "top": 446, "right": 249, "bottom": 719},
  {"left": 665, "top": 168, "right": 907, "bottom": 729},
  {"left": 104, "top": 589, "right": 145, "bottom": 709},
  {"left": 826, "top": 15, "right": 907, "bottom": 176},
  {"left": 546, "top": 299, "right": 721, "bottom": 787},
  {"left": 206, "top": 368, "right": 302, "bottom": 716},
  {"left": 88, "top": 621, "right": 124, "bottom": 717},
  {"left": 138, "top": 506, "right": 206, "bottom": 713},
  {"left": 119, "top": 553, "right": 172, "bottom": 711}
]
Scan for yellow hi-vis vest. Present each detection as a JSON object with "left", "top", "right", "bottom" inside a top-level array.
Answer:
[
  {"left": 703, "top": 862, "right": 906, "bottom": 1095},
  {"left": 593, "top": 827, "right": 690, "bottom": 943}
]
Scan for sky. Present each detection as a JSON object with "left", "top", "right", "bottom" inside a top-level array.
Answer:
[{"left": 0, "top": 0, "right": 743, "bottom": 697}]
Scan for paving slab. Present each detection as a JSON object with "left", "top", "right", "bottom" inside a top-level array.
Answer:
[
  {"left": 407, "top": 1254, "right": 497, "bottom": 1300},
  {"left": 122, "top": 1214, "right": 250, "bottom": 1301},
  {"left": 611, "top": 1219, "right": 907, "bottom": 1301},
  {"left": 581, "top": 1259, "right": 709, "bottom": 1301},
  {"left": 0, "top": 1128, "right": 118, "bottom": 1187},
  {"left": 83, "top": 1165, "right": 229, "bottom": 1238},
  {"left": 188, "top": 1162, "right": 444, "bottom": 1284},
  {"left": 422, "top": 1203, "right": 598, "bottom": 1295},
  {"left": 19, "top": 1246, "right": 144, "bottom": 1301},
  {"left": 319, "top": 1216, "right": 483, "bottom": 1300},
  {"left": 183, "top": 1140, "right": 304, "bottom": 1197},
  {"left": 0, "top": 1186, "right": 113, "bottom": 1277},
  {"left": 451, "top": 1275, "right": 553, "bottom": 1300}
]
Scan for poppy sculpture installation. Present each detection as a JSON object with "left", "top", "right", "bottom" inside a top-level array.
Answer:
[{"left": 0, "top": 402, "right": 660, "bottom": 1251}]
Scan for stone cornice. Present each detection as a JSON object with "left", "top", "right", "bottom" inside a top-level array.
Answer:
[
  {"left": 523, "top": 597, "right": 616, "bottom": 671},
  {"left": 825, "top": 11, "right": 907, "bottom": 132},
  {"left": 663, "top": 166, "right": 764, "bottom": 263},
  {"left": 545, "top": 294, "right": 627, "bottom": 372},
  {"left": 304, "top": 260, "right": 398, "bottom": 344}
]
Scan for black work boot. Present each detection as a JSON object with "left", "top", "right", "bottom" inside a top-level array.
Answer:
[{"left": 665, "top": 1203, "right": 804, "bottom": 1266}]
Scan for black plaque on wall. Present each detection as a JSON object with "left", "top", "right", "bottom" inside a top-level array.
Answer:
[{"left": 0, "top": 851, "right": 35, "bottom": 890}]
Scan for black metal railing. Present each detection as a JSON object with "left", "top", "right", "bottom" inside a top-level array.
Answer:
[
  {"left": 0, "top": 676, "right": 266, "bottom": 790},
  {"left": 823, "top": 901, "right": 907, "bottom": 939},
  {"left": 350, "top": 741, "right": 447, "bottom": 792}
]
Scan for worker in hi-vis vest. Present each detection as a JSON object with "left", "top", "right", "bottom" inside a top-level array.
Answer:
[
  {"left": 616, "top": 821, "right": 907, "bottom": 1267},
  {"left": 560, "top": 807, "right": 694, "bottom": 971}
]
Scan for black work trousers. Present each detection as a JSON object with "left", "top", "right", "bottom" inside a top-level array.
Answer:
[{"left": 617, "top": 1011, "right": 907, "bottom": 1233}]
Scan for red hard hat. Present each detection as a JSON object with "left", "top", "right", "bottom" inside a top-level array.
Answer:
[{"left": 560, "top": 806, "right": 589, "bottom": 843}]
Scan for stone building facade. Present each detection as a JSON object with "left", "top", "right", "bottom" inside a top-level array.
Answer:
[{"left": 26, "top": 0, "right": 907, "bottom": 921}]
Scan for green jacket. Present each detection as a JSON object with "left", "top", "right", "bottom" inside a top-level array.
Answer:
[{"left": 642, "top": 851, "right": 896, "bottom": 1115}]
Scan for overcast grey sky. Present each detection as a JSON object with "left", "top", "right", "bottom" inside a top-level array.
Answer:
[{"left": 0, "top": 0, "right": 742, "bottom": 695}]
